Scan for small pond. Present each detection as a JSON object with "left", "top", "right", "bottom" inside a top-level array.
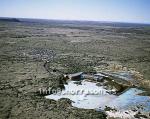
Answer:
[{"left": 45, "top": 80, "right": 150, "bottom": 111}]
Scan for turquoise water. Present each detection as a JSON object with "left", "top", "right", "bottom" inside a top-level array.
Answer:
[
  {"left": 107, "top": 88, "right": 150, "bottom": 112},
  {"left": 46, "top": 80, "right": 150, "bottom": 112}
]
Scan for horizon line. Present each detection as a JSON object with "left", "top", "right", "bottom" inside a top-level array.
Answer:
[{"left": 0, "top": 16, "right": 150, "bottom": 25}]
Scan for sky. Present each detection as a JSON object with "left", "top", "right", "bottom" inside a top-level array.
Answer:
[{"left": 0, "top": 0, "right": 150, "bottom": 23}]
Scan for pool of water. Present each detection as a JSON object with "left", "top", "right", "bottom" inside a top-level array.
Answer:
[
  {"left": 45, "top": 80, "right": 150, "bottom": 112},
  {"left": 107, "top": 88, "right": 150, "bottom": 112},
  {"left": 46, "top": 80, "right": 117, "bottom": 109}
]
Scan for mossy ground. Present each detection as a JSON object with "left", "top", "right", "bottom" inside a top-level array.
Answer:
[{"left": 0, "top": 20, "right": 150, "bottom": 119}]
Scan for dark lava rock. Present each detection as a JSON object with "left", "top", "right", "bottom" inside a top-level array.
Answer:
[
  {"left": 134, "top": 113, "right": 148, "bottom": 118},
  {"left": 125, "top": 112, "right": 129, "bottom": 114},
  {"left": 104, "top": 106, "right": 117, "bottom": 112},
  {"left": 96, "top": 82, "right": 104, "bottom": 87},
  {"left": 73, "top": 81, "right": 82, "bottom": 85},
  {"left": 132, "top": 108, "right": 137, "bottom": 112}
]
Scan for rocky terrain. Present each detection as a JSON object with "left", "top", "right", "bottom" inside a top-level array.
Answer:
[{"left": 0, "top": 19, "right": 150, "bottom": 119}]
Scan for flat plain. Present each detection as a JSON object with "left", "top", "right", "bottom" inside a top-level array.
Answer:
[{"left": 0, "top": 19, "right": 150, "bottom": 119}]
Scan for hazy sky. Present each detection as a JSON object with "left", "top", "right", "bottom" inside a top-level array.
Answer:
[{"left": 0, "top": 0, "right": 150, "bottom": 23}]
